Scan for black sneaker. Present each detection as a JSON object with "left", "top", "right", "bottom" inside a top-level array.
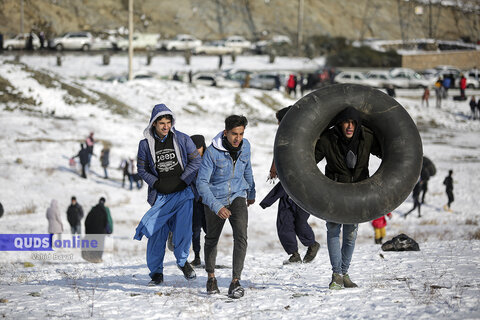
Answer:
[
  {"left": 148, "top": 273, "right": 163, "bottom": 286},
  {"left": 283, "top": 252, "right": 301, "bottom": 265},
  {"left": 178, "top": 261, "right": 196, "bottom": 280},
  {"left": 228, "top": 280, "right": 244, "bottom": 299},
  {"left": 191, "top": 254, "right": 201, "bottom": 267},
  {"left": 206, "top": 277, "right": 220, "bottom": 294},
  {"left": 303, "top": 241, "right": 320, "bottom": 263}
]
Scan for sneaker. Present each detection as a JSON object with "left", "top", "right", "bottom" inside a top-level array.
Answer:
[
  {"left": 178, "top": 262, "right": 196, "bottom": 280},
  {"left": 329, "top": 273, "right": 343, "bottom": 290},
  {"left": 167, "top": 232, "right": 174, "bottom": 251},
  {"left": 303, "top": 242, "right": 320, "bottom": 263},
  {"left": 343, "top": 274, "right": 358, "bottom": 288},
  {"left": 191, "top": 254, "right": 201, "bottom": 267},
  {"left": 206, "top": 277, "right": 220, "bottom": 294},
  {"left": 375, "top": 238, "right": 382, "bottom": 244},
  {"left": 148, "top": 273, "right": 163, "bottom": 286},
  {"left": 228, "top": 280, "right": 245, "bottom": 299},
  {"left": 283, "top": 252, "right": 301, "bottom": 265}
]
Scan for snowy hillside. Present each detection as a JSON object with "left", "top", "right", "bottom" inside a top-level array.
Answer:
[{"left": 0, "top": 54, "right": 479, "bottom": 319}]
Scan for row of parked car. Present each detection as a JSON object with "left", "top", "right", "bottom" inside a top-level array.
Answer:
[
  {"left": 334, "top": 66, "right": 479, "bottom": 89},
  {"left": 2, "top": 31, "right": 290, "bottom": 54}
]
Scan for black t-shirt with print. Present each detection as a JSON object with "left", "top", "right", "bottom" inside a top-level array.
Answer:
[{"left": 154, "top": 132, "right": 183, "bottom": 179}]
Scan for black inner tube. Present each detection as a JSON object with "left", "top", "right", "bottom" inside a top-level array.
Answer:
[{"left": 274, "top": 84, "right": 423, "bottom": 224}]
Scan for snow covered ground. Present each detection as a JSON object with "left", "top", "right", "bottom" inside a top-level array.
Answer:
[{"left": 0, "top": 53, "right": 479, "bottom": 319}]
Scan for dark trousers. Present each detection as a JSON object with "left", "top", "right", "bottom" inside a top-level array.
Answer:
[
  {"left": 277, "top": 206, "right": 315, "bottom": 254},
  {"left": 204, "top": 197, "right": 248, "bottom": 280},
  {"left": 447, "top": 190, "right": 454, "bottom": 207},
  {"left": 192, "top": 200, "right": 206, "bottom": 255}
]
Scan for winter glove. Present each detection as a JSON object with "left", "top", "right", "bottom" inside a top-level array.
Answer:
[{"left": 154, "top": 176, "right": 187, "bottom": 194}]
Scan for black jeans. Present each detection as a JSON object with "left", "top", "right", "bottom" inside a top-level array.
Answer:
[
  {"left": 204, "top": 197, "right": 248, "bottom": 280},
  {"left": 192, "top": 200, "right": 206, "bottom": 255}
]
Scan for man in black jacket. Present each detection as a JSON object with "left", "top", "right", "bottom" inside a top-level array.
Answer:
[
  {"left": 66, "top": 196, "right": 84, "bottom": 234},
  {"left": 443, "top": 170, "right": 454, "bottom": 212},
  {"left": 315, "top": 107, "right": 382, "bottom": 290},
  {"left": 82, "top": 197, "right": 109, "bottom": 263}
]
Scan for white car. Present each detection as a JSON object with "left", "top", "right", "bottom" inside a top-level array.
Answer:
[
  {"left": 192, "top": 41, "right": 242, "bottom": 55},
  {"left": 162, "top": 34, "right": 202, "bottom": 51},
  {"left": 49, "top": 32, "right": 93, "bottom": 51},
  {"left": 334, "top": 71, "right": 378, "bottom": 87},
  {"left": 389, "top": 68, "right": 432, "bottom": 88},
  {"left": 115, "top": 33, "right": 160, "bottom": 51},
  {"left": 365, "top": 70, "right": 392, "bottom": 88},
  {"left": 3, "top": 33, "right": 40, "bottom": 50},
  {"left": 224, "top": 36, "right": 251, "bottom": 51},
  {"left": 249, "top": 72, "right": 281, "bottom": 90}
]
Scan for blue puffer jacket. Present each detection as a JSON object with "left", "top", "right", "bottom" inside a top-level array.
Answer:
[
  {"left": 196, "top": 131, "right": 256, "bottom": 214},
  {"left": 137, "top": 104, "right": 202, "bottom": 206}
]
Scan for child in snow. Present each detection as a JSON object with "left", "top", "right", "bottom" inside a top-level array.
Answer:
[{"left": 371, "top": 213, "right": 392, "bottom": 244}]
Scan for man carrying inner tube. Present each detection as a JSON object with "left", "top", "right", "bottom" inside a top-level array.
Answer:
[{"left": 314, "top": 106, "right": 382, "bottom": 290}]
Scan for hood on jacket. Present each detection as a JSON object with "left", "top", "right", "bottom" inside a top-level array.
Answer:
[
  {"left": 211, "top": 131, "right": 227, "bottom": 151},
  {"left": 143, "top": 104, "right": 176, "bottom": 139},
  {"left": 334, "top": 107, "right": 362, "bottom": 128}
]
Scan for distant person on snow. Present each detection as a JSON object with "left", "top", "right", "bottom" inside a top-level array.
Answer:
[
  {"left": 371, "top": 213, "right": 392, "bottom": 244},
  {"left": 469, "top": 96, "right": 477, "bottom": 120},
  {"left": 459, "top": 74, "right": 467, "bottom": 99},
  {"left": 0, "top": 202, "right": 3, "bottom": 218},
  {"left": 443, "top": 170, "right": 454, "bottom": 212},
  {"left": 315, "top": 107, "right": 382, "bottom": 290},
  {"left": 82, "top": 197, "right": 111, "bottom": 263},
  {"left": 260, "top": 106, "right": 320, "bottom": 265},
  {"left": 435, "top": 77, "right": 443, "bottom": 108},
  {"left": 196, "top": 115, "right": 256, "bottom": 298},
  {"left": 403, "top": 180, "right": 423, "bottom": 219},
  {"left": 100, "top": 145, "right": 110, "bottom": 179},
  {"left": 134, "top": 104, "right": 202, "bottom": 286},
  {"left": 73, "top": 143, "right": 89, "bottom": 178},
  {"left": 421, "top": 87, "right": 430, "bottom": 107},
  {"left": 85, "top": 132, "right": 95, "bottom": 170},
  {"left": 66, "top": 196, "right": 84, "bottom": 234},
  {"left": 46, "top": 199, "right": 63, "bottom": 240}
]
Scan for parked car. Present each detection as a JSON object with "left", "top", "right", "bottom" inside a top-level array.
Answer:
[
  {"left": 162, "top": 34, "right": 202, "bottom": 51},
  {"left": 49, "top": 32, "right": 93, "bottom": 51},
  {"left": 455, "top": 74, "right": 479, "bottom": 89},
  {"left": 334, "top": 71, "right": 378, "bottom": 87},
  {"left": 224, "top": 35, "right": 251, "bottom": 52},
  {"left": 222, "top": 68, "right": 253, "bottom": 86},
  {"left": 114, "top": 33, "right": 160, "bottom": 51},
  {"left": 249, "top": 72, "right": 280, "bottom": 90},
  {"left": 192, "top": 41, "right": 242, "bottom": 55},
  {"left": 192, "top": 72, "right": 240, "bottom": 88},
  {"left": 365, "top": 70, "right": 392, "bottom": 88},
  {"left": 389, "top": 68, "right": 432, "bottom": 88},
  {"left": 3, "top": 33, "right": 40, "bottom": 50}
]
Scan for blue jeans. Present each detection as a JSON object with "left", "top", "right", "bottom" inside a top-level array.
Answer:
[
  {"left": 326, "top": 222, "right": 358, "bottom": 274},
  {"left": 71, "top": 224, "right": 81, "bottom": 235}
]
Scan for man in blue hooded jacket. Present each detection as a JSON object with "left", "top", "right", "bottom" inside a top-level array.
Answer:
[
  {"left": 196, "top": 115, "right": 256, "bottom": 299},
  {"left": 134, "top": 104, "right": 202, "bottom": 286}
]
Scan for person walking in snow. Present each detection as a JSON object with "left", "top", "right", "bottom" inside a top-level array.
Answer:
[
  {"left": 134, "top": 104, "right": 202, "bottom": 286},
  {"left": 403, "top": 180, "right": 423, "bottom": 218},
  {"left": 66, "top": 196, "right": 84, "bottom": 234},
  {"left": 260, "top": 106, "right": 320, "bottom": 265},
  {"left": 443, "top": 170, "right": 454, "bottom": 212},
  {"left": 196, "top": 115, "right": 256, "bottom": 299},
  {"left": 371, "top": 213, "right": 392, "bottom": 244},
  {"left": 286, "top": 74, "right": 296, "bottom": 98},
  {"left": 189, "top": 134, "right": 208, "bottom": 267},
  {"left": 435, "top": 77, "right": 443, "bottom": 108},
  {"left": 100, "top": 145, "right": 110, "bottom": 179},
  {"left": 73, "top": 143, "right": 89, "bottom": 178},
  {"left": 127, "top": 158, "right": 142, "bottom": 190},
  {"left": 82, "top": 197, "right": 110, "bottom": 263},
  {"left": 314, "top": 107, "right": 382, "bottom": 290},
  {"left": 85, "top": 132, "right": 95, "bottom": 169},
  {"left": 421, "top": 86, "right": 430, "bottom": 107},
  {"left": 46, "top": 199, "right": 63, "bottom": 240},
  {"left": 469, "top": 96, "right": 477, "bottom": 120},
  {"left": 459, "top": 74, "right": 467, "bottom": 99}
]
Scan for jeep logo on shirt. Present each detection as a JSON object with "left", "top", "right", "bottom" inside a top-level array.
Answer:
[{"left": 156, "top": 149, "right": 178, "bottom": 172}]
